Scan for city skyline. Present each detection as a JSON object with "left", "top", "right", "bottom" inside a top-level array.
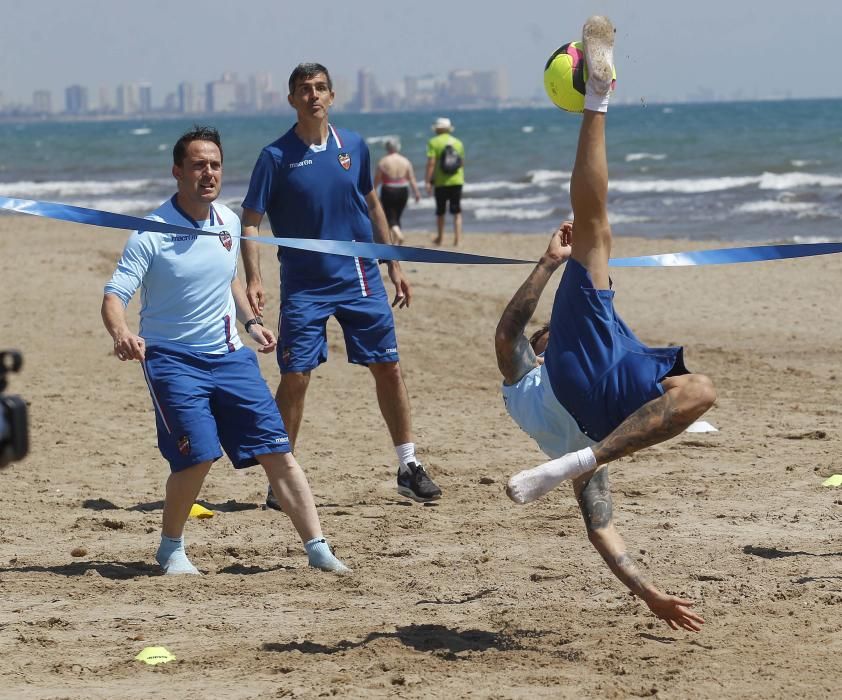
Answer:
[
  {"left": 2, "top": 1, "right": 841, "bottom": 111},
  {"left": 0, "top": 66, "right": 512, "bottom": 118}
]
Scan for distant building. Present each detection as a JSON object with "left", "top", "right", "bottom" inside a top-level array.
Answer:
[
  {"left": 138, "top": 83, "right": 152, "bottom": 113},
  {"left": 356, "top": 70, "right": 377, "bottom": 113},
  {"left": 65, "top": 84, "right": 89, "bottom": 115},
  {"left": 206, "top": 73, "right": 240, "bottom": 113},
  {"left": 248, "top": 72, "right": 272, "bottom": 111},
  {"left": 116, "top": 83, "right": 140, "bottom": 115},
  {"left": 327, "top": 75, "right": 350, "bottom": 111},
  {"left": 163, "top": 92, "right": 178, "bottom": 112},
  {"left": 98, "top": 86, "right": 113, "bottom": 113},
  {"left": 178, "top": 82, "right": 199, "bottom": 114},
  {"left": 32, "top": 90, "right": 52, "bottom": 115},
  {"left": 404, "top": 74, "right": 438, "bottom": 109},
  {"left": 475, "top": 69, "right": 508, "bottom": 102}
]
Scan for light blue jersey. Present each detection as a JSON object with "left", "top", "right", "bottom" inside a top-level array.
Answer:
[
  {"left": 502, "top": 363, "right": 594, "bottom": 459},
  {"left": 104, "top": 196, "right": 242, "bottom": 354}
]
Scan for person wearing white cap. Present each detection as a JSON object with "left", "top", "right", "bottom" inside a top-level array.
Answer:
[{"left": 425, "top": 117, "right": 465, "bottom": 246}]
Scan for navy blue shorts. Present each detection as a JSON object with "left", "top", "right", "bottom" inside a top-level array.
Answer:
[
  {"left": 543, "top": 259, "right": 686, "bottom": 441},
  {"left": 142, "top": 344, "right": 290, "bottom": 472},
  {"left": 276, "top": 287, "right": 399, "bottom": 373}
]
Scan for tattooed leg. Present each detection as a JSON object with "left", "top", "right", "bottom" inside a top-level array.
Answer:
[
  {"left": 592, "top": 373, "right": 716, "bottom": 465},
  {"left": 506, "top": 373, "right": 715, "bottom": 504}
]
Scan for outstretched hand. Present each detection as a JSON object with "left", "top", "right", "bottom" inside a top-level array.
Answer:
[
  {"left": 643, "top": 590, "right": 705, "bottom": 632},
  {"left": 542, "top": 221, "right": 573, "bottom": 269}
]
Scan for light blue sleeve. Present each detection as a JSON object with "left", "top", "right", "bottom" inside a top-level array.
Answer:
[{"left": 103, "top": 227, "right": 157, "bottom": 306}]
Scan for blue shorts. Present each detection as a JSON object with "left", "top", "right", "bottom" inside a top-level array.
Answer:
[
  {"left": 276, "top": 287, "right": 399, "bottom": 373},
  {"left": 141, "top": 344, "right": 290, "bottom": 472},
  {"left": 543, "top": 259, "right": 687, "bottom": 442}
]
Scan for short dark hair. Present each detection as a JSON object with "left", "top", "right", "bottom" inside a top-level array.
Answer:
[
  {"left": 529, "top": 323, "right": 550, "bottom": 353},
  {"left": 288, "top": 63, "right": 333, "bottom": 95},
  {"left": 172, "top": 125, "right": 223, "bottom": 166}
]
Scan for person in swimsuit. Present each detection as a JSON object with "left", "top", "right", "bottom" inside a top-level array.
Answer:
[
  {"left": 495, "top": 16, "right": 715, "bottom": 631},
  {"left": 374, "top": 138, "right": 420, "bottom": 245}
]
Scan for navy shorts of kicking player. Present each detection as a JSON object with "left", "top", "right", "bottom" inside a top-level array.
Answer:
[
  {"left": 141, "top": 344, "right": 291, "bottom": 472},
  {"left": 277, "top": 286, "right": 399, "bottom": 373},
  {"left": 543, "top": 258, "right": 688, "bottom": 442}
]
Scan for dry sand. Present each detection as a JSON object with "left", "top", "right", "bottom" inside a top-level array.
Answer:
[{"left": 1, "top": 217, "right": 841, "bottom": 699}]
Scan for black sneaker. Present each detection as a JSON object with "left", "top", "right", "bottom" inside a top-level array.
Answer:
[
  {"left": 265, "top": 485, "right": 283, "bottom": 512},
  {"left": 397, "top": 462, "right": 442, "bottom": 503}
]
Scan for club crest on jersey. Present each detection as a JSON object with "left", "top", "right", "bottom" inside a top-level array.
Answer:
[
  {"left": 218, "top": 230, "right": 232, "bottom": 251},
  {"left": 177, "top": 435, "right": 191, "bottom": 456},
  {"left": 338, "top": 152, "right": 351, "bottom": 170}
]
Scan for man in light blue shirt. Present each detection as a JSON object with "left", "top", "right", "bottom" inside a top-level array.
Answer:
[{"left": 102, "top": 126, "right": 348, "bottom": 575}]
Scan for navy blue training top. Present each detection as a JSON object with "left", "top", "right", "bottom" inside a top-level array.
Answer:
[{"left": 242, "top": 124, "right": 380, "bottom": 300}]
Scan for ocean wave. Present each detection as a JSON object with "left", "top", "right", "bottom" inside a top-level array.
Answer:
[
  {"left": 608, "top": 213, "right": 652, "bottom": 224},
  {"left": 412, "top": 194, "right": 552, "bottom": 211},
  {"left": 467, "top": 195, "right": 552, "bottom": 208},
  {"left": 0, "top": 178, "right": 170, "bottom": 198},
  {"left": 758, "top": 171, "right": 842, "bottom": 190},
  {"left": 792, "top": 234, "right": 842, "bottom": 243},
  {"left": 365, "top": 134, "right": 399, "bottom": 146},
  {"left": 464, "top": 181, "right": 533, "bottom": 193},
  {"left": 734, "top": 200, "right": 817, "bottom": 215},
  {"left": 526, "top": 169, "right": 571, "bottom": 184},
  {"left": 474, "top": 207, "right": 556, "bottom": 221},
  {"left": 791, "top": 159, "right": 822, "bottom": 168},
  {"left": 70, "top": 197, "right": 164, "bottom": 214},
  {"left": 625, "top": 153, "right": 667, "bottom": 162},
  {"left": 610, "top": 176, "right": 759, "bottom": 194}
]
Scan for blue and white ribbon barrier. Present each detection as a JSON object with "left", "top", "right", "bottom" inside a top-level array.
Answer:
[{"left": 2, "top": 196, "right": 841, "bottom": 268}]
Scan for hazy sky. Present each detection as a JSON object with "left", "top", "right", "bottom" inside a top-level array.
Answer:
[{"left": 1, "top": 1, "right": 840, "bottom": 105}]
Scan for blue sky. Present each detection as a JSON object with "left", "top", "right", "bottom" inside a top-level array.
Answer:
[{"left": 1, "top": 1, "right": 839, "bottom": 105}]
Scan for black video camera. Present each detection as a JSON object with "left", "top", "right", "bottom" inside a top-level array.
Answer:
[{"left": 0, "top": 350, "right": 28, "bottom": 468}]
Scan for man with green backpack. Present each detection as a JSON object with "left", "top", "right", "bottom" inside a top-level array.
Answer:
[{"left": 425, "top": 117, "right": 465, "bottom": 246}]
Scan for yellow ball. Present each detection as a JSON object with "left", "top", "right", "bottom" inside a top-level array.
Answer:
[{"left": 544, "top": 41, "right": 616, "bottom": 112}]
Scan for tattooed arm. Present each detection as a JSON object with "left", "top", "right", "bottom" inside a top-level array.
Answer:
[
  {"left": 495, "top": 224, "right": 572, "bottom": 384},
  {"left": 574, "top": 467, "right": 705, "bottom": 632}
]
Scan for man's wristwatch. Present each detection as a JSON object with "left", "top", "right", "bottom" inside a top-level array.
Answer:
[{"left": 244, "top": 317, "right": 263, "bottom": 333}]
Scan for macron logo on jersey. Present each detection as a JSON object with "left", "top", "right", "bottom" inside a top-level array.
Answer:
[{"left": 289, "top": 159, "right": 313, "bottom": 169}]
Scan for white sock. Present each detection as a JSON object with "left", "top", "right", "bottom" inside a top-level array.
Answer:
[
  {"left": 584, "top": 87, "right": 611, "bottom": 113},
  {"left": 396, "top": 443, "right": 416, "bottom": 473},
  {"left": 506, "top": 447, "right": 598, "bottom": 504},
  {"left": 155, "top": 535, "right": 200, "bottom": 575}
]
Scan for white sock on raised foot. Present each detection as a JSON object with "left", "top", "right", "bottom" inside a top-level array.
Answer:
[
  {"left": 506, "top": 447, "right": 598, "bottom": 504},
  {"left": 582, "top": 15, "right": 615, "bottom": 113}
]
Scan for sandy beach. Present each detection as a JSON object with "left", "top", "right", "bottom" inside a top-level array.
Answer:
[{"left": 1, "top": 216, "right": 841, "bottom": 699}]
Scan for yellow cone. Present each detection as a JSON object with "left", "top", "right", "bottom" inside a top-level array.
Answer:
[
  {"left": 134, "top": 646, "right": 176, "bottom": 665},
  {"left": 189, "top": 503, "right": 214, "bottom": 518}
]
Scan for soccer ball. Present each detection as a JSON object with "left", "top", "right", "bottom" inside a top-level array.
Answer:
[{"left": 543, "top": 41, "right": 616, "bottom": 112}]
